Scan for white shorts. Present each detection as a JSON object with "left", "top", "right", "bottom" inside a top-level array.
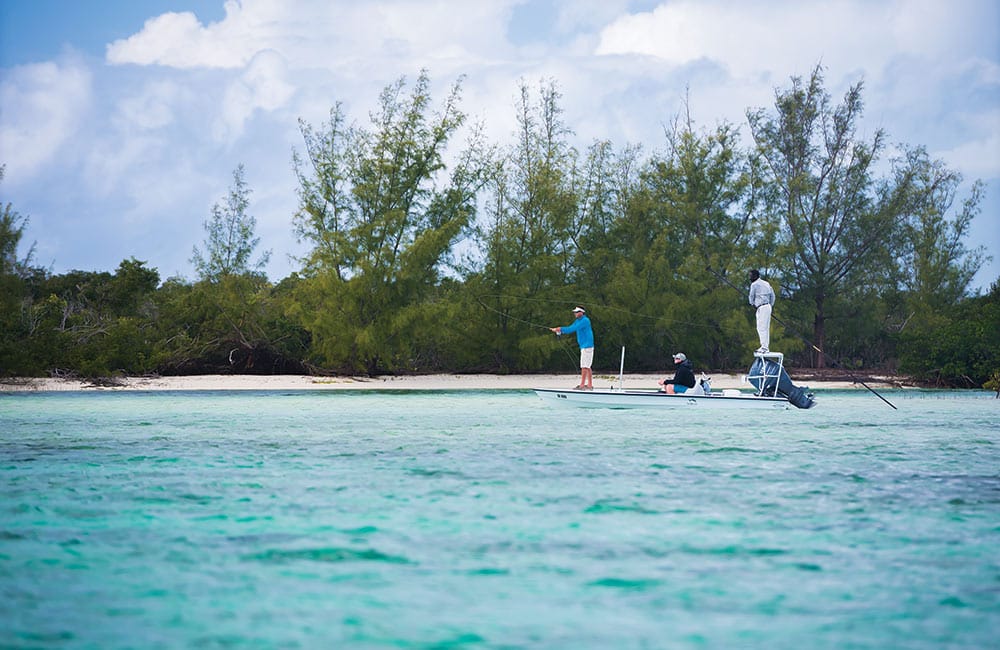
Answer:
[{"left": 580, "top": 347, "right": 594, "bottom": 369}]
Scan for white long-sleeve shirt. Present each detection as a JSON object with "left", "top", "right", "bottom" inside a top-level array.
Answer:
[{"left": 748, "top": 278, "right": 775, "bottom": 308}]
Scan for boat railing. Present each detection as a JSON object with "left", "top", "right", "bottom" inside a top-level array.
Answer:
[{"left": 747, "top": 351, "right": 784, "bottom": 397}]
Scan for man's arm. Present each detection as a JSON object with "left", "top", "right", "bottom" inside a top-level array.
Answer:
[{"left": 560, "top": 319, "right": 581, "bottom": 335}]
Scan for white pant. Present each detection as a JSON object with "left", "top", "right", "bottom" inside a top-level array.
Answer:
[{"left": 756, "top": 304, "right": 771, "bottom": 349}]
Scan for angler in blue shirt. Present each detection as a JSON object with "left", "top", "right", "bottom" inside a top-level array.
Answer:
[{"left": 550, "top": 306, "right": 595, "bottom": 390}]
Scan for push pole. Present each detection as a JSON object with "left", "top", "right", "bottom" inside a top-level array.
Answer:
[
  {"left": 618, "top": 346, "right": 626, "bottom": 391},
  {"left": 706, "top": 267, "right": 898, "bottom": 410}
]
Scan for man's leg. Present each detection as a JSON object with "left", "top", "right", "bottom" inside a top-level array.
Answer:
[
  {"left": 756, "top": 304, "right": 771, "bottom": 350},
  {"left": 580, "top": 347, "right": 594, "bottom": 389}
]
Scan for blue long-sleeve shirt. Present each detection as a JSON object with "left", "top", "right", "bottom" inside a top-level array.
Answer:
[{"left": 559, "top": 315, "right": 594, "bottom": 349}]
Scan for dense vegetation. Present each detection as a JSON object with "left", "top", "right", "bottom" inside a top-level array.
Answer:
[{"left": 2, "top": 66, "right": 997, "bottom": 388}]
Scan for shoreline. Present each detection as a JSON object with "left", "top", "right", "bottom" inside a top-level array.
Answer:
[{"left": 1, "top": 372, "right": 902, "bottom": 392}]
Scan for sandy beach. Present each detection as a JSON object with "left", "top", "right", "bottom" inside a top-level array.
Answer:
[{"left": 1, "top": 372, "right": 886, "bottom": 392}]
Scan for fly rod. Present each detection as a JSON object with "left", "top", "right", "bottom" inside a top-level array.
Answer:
[{"left": 707, "top": 267, "right": 898, "bottom": 410}]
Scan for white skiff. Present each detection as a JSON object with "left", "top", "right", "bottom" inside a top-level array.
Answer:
[{"left": 532, "top": 387, "right": 790, "bottom": 410}]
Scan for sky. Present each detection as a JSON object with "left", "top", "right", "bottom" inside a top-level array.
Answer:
[{"left": 1, "top": 0, "right": 998, "bottom": 291}]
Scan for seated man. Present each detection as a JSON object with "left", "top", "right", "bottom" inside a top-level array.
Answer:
[{"left": 658, "top": 352, "right": 696, "bottom": 394}]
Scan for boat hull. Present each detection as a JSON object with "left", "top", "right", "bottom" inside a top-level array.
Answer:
[{"left": 533, "top": 387, "right": 790, "bottom": 410}]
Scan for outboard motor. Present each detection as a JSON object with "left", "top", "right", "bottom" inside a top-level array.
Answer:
[{"left": 747, "top": 357, "right": 816, "bottom": 409}]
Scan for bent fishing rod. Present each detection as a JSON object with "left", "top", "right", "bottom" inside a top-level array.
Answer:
[
  {"left": 474, "top": 294, "right": 582, "bottom": 365},
  {"left": 707, "top": 267, "right": 898, "bottom": 410}
]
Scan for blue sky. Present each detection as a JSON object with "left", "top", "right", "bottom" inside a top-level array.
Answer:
[{"left": 1, "top": 0, "right": 998, "bottom": 290}]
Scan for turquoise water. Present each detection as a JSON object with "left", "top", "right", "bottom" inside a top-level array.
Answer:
[{"left": 1, "top": 389, "right": 998, "bottom": 649}]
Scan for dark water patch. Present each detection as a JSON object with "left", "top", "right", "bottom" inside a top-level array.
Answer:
[
  {"left": 16, "top": 630, "right": 75, "bottom": 643},
  {"left": 588, "top": 577, "right": 663, "bottom": 591},
  {"left": 417, "top": 632, "right": 486, "bottom": 649},
  {"left": 341, "top": 526, "right": 379, "bottom": 536},
  {"left": 52, "top": 507, "right": 110, "bottom": 520},
  {"left": 245, "top": 547, "right": 411, "bottom": 565},
  {"left": 681, "top": 544, "right": 789, "bottom": 557},
  {"left": 584, "top": 499, "right": 658, "bottom": 515},
  {"left": 141, "top": 588, "right": 170, "bottom": 598},
  {"left": 465, "top": 567, "right": 509, "bottom": 576},
  {"left": 132, "top": 495, "right": 177, "bottom": 505},
  {"left": 177, "top": 493, "right": 220, "bottom": 505},
  {"left": 427, "top": 489, "right": 465, "bottom": 498},
  {"left": 227, "top": 533, "right": 302, "bottom": 545},
  {"left": 695, "top": 446, "right": 762, "bottom": 454},
  {"left": 0, "top": 530, "right": 28, "bottom": 540},
  {"left": 406, "top": 467, "right": 467, "bottom": 479}
]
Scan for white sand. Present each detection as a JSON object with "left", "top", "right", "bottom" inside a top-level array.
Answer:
[{"left": 1, "top": 372, "right": 878, "bottom": 392}]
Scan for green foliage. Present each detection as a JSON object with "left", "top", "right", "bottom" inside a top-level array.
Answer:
[
  {"left": 898, "top": 282, "right": 1000, "bottom": 386},
  {"left": 0, "top": 166, "right": 44, "bottom": 375},
  {"left": 154, "top": 274, "right": 308, "bottom": 375},
  {"left": 466, "top": 79, "right": 595, "bottom": 371},
  {"left": 291, "top": 71, "right": 490, "bottom": 373},
  {"left": 895, "top": 148, "right": 988, "bottom": 310},
  {"left": 0, "top": 259, "right": 161, "bottom": 377},
  {"left": 1, "top": 165, "right": 37, "bottom": 278},
  {"left": 191, "top": 164, "right": 271, "bottom": 281},
  {"left": 0, "top": 68, "right": 992, "bottom": 384},
  {"left": 746, "top": 64, "right": 914, "bottom": 367}
]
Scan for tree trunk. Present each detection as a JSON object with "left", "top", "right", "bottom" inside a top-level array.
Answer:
[{"left": 813, "top": 292, "right": 826, "bottom": 369}]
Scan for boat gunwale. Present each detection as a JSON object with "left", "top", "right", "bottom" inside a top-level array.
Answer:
[{"left": 532, "top": 387, "right": 790, "bottom": 406}]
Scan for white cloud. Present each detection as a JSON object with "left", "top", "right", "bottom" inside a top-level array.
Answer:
[
  {"left": 106, "top": 5, "right": 250, "bottom": 69},
  {"left": 105, "top": 0, "right": 519, "bottom": 74},
  {"left": 216, "top": 49, "right": 295, "bottom": 140},
  {"left": 240, "top": 50, "right": 295, "bottom": 111},
  {"left": 935, "top": 110, "right": 1000, "bottom": 180},
  {"left": 82, "top": 132, "right": 163, "bottom": 198},
  {"left": 0, "top": 57, "right": 91, "bottom": 184},
  {"left": 594, "top": 0, "right": 983, "bottom": 82},
  {"left": 116, "top": 80, "right": 184, "bottom": 130},
  {"left": 7, "top": 0, "right": 997, "bottom": 287}
]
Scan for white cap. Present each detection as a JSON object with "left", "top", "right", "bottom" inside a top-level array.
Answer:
[
  {"left": 673, "top": 352, "right": 686, "bottom": 361},
  {"left": 572, "top": 306, "right": 585, "bottom": 313}
]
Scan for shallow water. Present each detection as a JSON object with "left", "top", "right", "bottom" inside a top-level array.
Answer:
[{"left": 1, "top": 389, "right": 998, "bottom": 649}]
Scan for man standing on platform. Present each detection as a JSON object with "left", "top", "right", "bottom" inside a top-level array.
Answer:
[
  {"left": 748, "top": 269, "right": 775, "bottom": 353},
  {"left": 550, "top": 306, "right": 594, "bottom": 390}
]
